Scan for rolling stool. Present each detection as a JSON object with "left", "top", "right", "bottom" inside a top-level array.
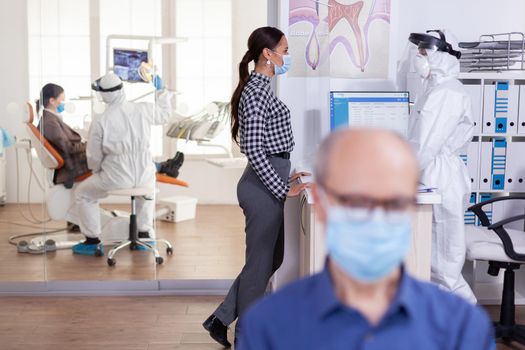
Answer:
[{"left": 106, "top": 187, "right": 173, "bottom": 266}]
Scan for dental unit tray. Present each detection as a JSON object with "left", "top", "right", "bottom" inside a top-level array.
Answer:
[
  {"left": 166, "top": 102, "right": 230, "bottom": 142},
  {"left": 459, "top": 32, "right": 525, "bottom": 72}
]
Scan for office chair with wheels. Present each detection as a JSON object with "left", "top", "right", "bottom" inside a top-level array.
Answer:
[
  {"left": 466, "top": 196, "right": 525, "bottom": 345},
  {"left": 106, "top": 187, "right": 174, "bottom": 266}
]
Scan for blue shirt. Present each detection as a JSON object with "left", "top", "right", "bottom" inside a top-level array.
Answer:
[{"left": 237, "top": 265, "right": 494, "bottom": 350}]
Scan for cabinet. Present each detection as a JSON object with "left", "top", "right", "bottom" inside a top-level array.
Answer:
[
  {"left": 299, "top": 192, "right": 439, "bottom": 281},
  {"left": 459, "top": 72, "right": 525, "bottom": 303}
]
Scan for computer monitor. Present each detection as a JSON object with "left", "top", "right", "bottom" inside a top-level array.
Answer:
[
  {"left": 330, "top": 91, "right": 410, "bottom": 137},
  {"left": 113, "top": 48, "right": 149, "bottom": 82}
]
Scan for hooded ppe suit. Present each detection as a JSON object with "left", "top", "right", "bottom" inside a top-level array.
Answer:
[
  {"left": 408, "top": 50, "right": 476, "bottom": 303},
  {"left": 75, "top": 74, "right": 172, "bottom": 239}
]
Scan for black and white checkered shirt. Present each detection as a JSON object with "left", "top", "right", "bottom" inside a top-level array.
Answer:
[{"left": 239, "top": 71, "right": 295, "bottom": 201}]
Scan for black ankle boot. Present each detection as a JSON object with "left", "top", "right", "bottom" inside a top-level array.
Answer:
[
  {"left": 159, "top": 162, "right": 180, "bottom": 178},
  {"left": 172, "top": 151, "right": 184, "bottom": 165},
  {"left": 203, "top": 314, "right": 231, "bottom": 348}
]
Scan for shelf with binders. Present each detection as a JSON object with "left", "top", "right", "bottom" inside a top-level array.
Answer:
[
  {"left": 459, "top": 74, "right": 525, "bottom": 220},
  {"left": 461, "top": 77, "right": 525, "bottom": 136},
  {"left": 458, "top": 73, "right": 525, "bottom": 304}
]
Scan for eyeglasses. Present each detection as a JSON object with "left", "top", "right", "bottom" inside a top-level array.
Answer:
[{"left": 320, "top": 184, "right": 417, "bottom": 212}]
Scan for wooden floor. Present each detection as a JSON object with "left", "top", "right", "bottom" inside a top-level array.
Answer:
[
  {"left": 0, "top": 204, "right": 245, "bottom": 281},
  {"left": 0, "top": 296, "right": 231, "bottom": 350},
  {"left": 0, "top": 297, "right": 522, "bottom": 349}
]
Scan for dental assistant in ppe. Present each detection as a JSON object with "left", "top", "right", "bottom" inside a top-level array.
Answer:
[
  {"left": 73, "top": 73, "right": 172, "bottom": 256},
  {"left": 408, "top": 30, "right": 476, "bottom": 303},
  {"left": 237, "top": 129, "right": 493, "bottom": 350},
  {"left": 202, "top": 26, "right": 310, "bottom": 347}
]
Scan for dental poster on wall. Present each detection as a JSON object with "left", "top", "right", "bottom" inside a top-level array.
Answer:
[{"left": 288, "top": 0, "right": 391, "bottom": 79}]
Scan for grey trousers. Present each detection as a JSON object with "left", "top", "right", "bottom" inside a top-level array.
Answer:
[{"left": 214, "top": 157, "right": 291, "bottom": 330}]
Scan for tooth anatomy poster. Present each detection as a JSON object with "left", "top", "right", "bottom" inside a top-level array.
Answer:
[{"left": 288, "top": 0, "right": 391, "bottom": 79}]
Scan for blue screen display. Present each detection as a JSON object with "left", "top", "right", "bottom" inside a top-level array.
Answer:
[
  {"left": 113, "top": 48, "right": 149, "bottom": 82},
  {"left": 330, "top": 92, "right": 410, "bottom": 136}
]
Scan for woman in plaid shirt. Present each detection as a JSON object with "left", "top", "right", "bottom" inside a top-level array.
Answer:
[{"left": 203, "top": 27, "right": 310, "bottom": 347}]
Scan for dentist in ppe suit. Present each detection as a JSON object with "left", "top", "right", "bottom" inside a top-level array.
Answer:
[
  {"left": 73, "top": 73, "right": 171, "bottom": 256},
  {"left": 407, "top": 30, "right": 476, "bottom": 303}
]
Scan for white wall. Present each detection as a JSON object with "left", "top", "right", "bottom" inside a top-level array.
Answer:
[
  {"left": 0, "top": 0, "right": 49, "bottom": 204},
  {"left": 165, "top": 0, "right": 268, "bottom": 204},
  {"left": 232, "top": 0, "right": 268, "bottom": 88}
]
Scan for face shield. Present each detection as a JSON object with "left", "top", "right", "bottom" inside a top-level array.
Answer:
[
  {"left": 92, "top": 73, "right": 125, "bottom": 106},
  {"left": 398, "top": 30, "right": 462, "bottom": 98},
  {"left": 408, "top": 30, "right": 462, "bottom": 59}
]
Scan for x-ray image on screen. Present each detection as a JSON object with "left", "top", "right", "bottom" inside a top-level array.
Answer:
[{"left": 113, "top": 48, "right": 148, "bottom": 82}]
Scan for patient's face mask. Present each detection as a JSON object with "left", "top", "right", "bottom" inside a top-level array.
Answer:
[
  {"left": 57, "top": 102, "right": 65, "bottom": 113},
  {"left": 320, "top": 190, "right": 413, "bottom": 283}
]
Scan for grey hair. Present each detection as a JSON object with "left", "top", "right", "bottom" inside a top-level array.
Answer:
[{"left": 314, "top": 130, "right": 346, "bottom": 188}]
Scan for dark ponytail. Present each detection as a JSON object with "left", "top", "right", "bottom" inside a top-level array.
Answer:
[
  {"left": 230, "top": 26, "right": 285, "bottom": 144},
  {"left": 36, "top": 83, "right": 64, "bottom": 114}
]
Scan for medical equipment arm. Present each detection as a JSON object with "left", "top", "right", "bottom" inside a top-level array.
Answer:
[{"left": 86, "top": 119, "right": 104, "bottom": 173}]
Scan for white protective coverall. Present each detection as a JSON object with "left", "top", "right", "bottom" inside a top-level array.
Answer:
[
  {"left": 75, "top": 81, "right": 172, "bottom": 239},
  {"left": 408, "top": 51, "right": 476, "bottom": 303}
]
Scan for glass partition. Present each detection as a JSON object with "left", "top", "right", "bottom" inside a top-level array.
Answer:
[{"left": 1, "top": 0, "right": 258, "bottom": 289}]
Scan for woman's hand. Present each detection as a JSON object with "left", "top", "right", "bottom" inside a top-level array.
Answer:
[
  {"left": 287, "top": 182, "right": 311, "bottom": 197},
  {"left": 288, "top": 171, "right": 312, "bottom": 183}
]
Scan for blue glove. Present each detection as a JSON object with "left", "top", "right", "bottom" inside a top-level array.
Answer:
[
  {"left": 1, "top": 128, "right": 15, "bottom": 148},
  {"left": 153, "top": 75, "right": 163, "bottom": 90}
]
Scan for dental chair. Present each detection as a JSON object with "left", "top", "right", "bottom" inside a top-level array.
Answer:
[
  {"left": 24, "top": 102, "right": 189, "bottom": 265},
  {"left": 466, "top": 196, "right": 525, "bottom": 346}
]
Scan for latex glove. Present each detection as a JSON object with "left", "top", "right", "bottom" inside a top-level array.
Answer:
[
  {"left": 287, "top": 182, "right": 311, "bottom": 197},
  {"left": 152, "top": 75, "right": 164, "bottom": 90}
]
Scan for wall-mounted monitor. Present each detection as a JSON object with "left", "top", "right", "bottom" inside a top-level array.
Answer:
[{"left": 113, "top": 48, "right": 149, "bottom": 82}]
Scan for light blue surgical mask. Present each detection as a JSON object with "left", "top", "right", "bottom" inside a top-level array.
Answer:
[
  {"left": 273, "top": 52, "right": 291, "bottom": 75},
  {"left": 57, "top": 102, "right": 65, "bottom": 113},
  {"left": 325, "top": 206, "right": 412, "bottom": 283}
]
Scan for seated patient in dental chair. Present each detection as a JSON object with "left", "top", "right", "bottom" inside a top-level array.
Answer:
[{"left": 36, "top": 83, "right": 185, "bottom": 190}]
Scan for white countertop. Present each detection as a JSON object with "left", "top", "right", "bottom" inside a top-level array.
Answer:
[{"left": 296, "top": 172, "right": 441, "bottom": 205}]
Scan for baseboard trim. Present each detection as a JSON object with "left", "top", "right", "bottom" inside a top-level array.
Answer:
[{"left": 0, "top": 279, "right": 233, "bottom": 296}]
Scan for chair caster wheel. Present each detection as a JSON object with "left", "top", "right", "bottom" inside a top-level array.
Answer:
[
  {"left": 166, "top": 247, "right": 173, "bottom": 255},
  {"left": 156, "top": 257, "right": 164, "bottom": 265},
  {"left": 107, "top": 258, "right": 116, "bottom": 266},
  {"left": 95, "top": 248, "right": 103, "bottom": 257},
  {"left": 130, "top": 243, "right": 138, "bottom": 250}
]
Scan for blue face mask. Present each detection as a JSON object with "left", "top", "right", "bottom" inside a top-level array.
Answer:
[
  {"left": 274, "top": 53, "right": 292, "bottom": 75},
  {"left": 57, "top": 102, "right": 65, "bottom": 113},
  {"left": 325, "top": 206, "right": 412, "bottom": 283}
]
